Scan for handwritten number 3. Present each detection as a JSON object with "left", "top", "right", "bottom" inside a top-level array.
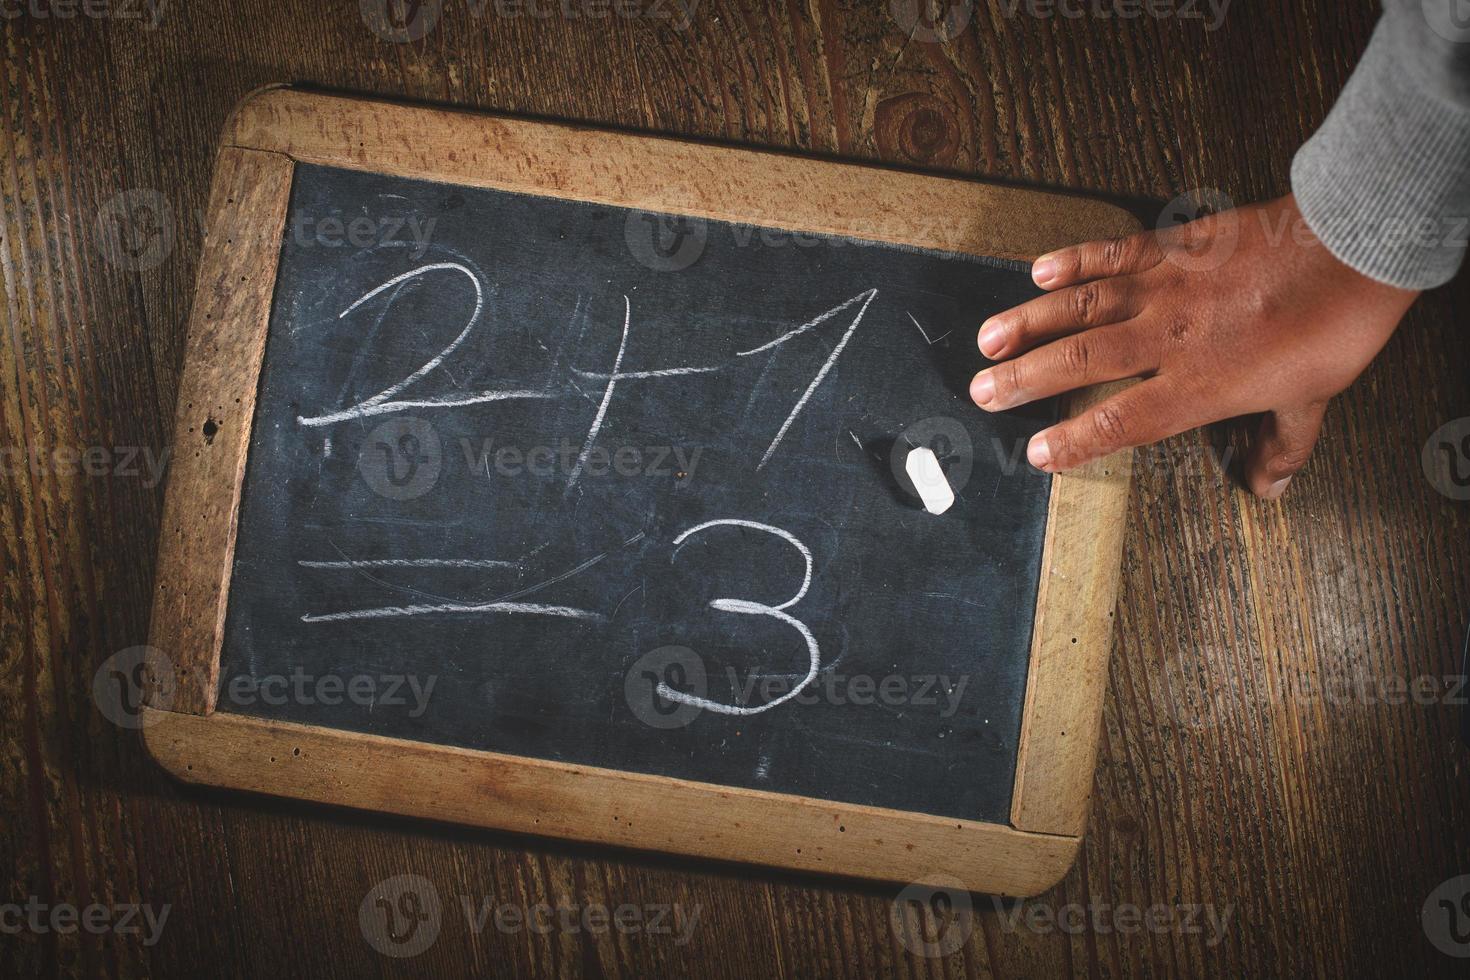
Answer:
[{"left": 658, "top": 519, "right": 820, "bottom": 716}]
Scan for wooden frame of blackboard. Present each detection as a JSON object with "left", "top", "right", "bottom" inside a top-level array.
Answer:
[{"left": 142, "top": 87, "right": 1135, "bottom": 897}]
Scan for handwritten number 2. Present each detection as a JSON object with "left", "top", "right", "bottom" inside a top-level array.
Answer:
[
  {"left": 297, "top": 262, "right": 554, "bottom": 429},
  {"left": 658, "top": 519, "right": 820, "bottom": 716}
]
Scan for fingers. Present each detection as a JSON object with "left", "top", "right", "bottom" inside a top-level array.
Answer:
[
  {"left": 1031, "top": 232, "right": 1164, "bottom": 290},
  {"left": 978, "top": 278, "right": 1143, "bottom": 359},
  {"left": 970, "top": 323, "right": 1157, "bottom": 412},
  {"left": 1245, "top": 403, "right": 1326, "bottom": 500},
  {"left": 1026, "top": 378, "right": 1193, "bottom": 472}
]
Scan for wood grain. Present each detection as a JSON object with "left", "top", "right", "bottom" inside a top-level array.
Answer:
[
  {"left": 146, "top": 145, "right": 292, "bottom": 715},
  {"left": 221, "top": 87, "right": 1137, "bottom": 261},
  {"left": 3, "top": 2, "right": 1469, "bottom": 978},
  {"left": 1012, "top": 380, "right": 1135, "bottom": 836},
  {"left": 142, "top": 707, "right": 1082, "bottom": 897}
]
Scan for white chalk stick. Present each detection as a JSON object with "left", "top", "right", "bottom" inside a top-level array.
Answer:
[{"left": 905, "top": 447, "right": 955, "bottom": 515}]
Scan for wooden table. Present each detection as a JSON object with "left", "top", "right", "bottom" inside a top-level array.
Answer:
[{"left": 2, "top": 1, "right": 1467, "bottom": 976}]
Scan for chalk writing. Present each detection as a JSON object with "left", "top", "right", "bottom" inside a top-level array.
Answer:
[
  {"left": 657, "top": 519, "right": 820, "bottom": 716},
  {"left": 297, "top": 263, "right": 554, "bottom": 428},
  {"left": 293, "top": 265, "right": 883, "bottom": 718}
]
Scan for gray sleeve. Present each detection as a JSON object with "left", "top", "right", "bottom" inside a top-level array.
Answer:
[{"left": 1290, "top": 0, "right": 1470, "bottom": 290}]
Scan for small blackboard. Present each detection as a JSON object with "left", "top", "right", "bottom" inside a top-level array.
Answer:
[
  {"left": 145, "top": 89, "right": 1134, "bottom": 895},
  {"left": 220, "top": 162, "right": 1053, "bottom": 824}
]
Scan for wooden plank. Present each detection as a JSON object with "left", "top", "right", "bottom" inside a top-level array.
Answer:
[
  {"left": 221, "top": 87, "right": 1139, "bottom": 262},
  {"left": 138, "top": 705, "right": 1081, "bottom": 899},
  {"left": 1011, "top": 381, "right": 1135, "bottom": 835},
  {"left": 142, "top": 707, "right": 1081, "bottom": 897},
  {"left": 146, "top": 147, "right": 293, "bottom": 714}
]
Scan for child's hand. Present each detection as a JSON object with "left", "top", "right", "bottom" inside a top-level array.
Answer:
[{"left": 970, "top": 195, "right": 1420, "bottom": 499}]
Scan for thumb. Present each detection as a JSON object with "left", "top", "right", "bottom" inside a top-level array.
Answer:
[{"left": 1246, "top": 402, "right": 1327, "bottom": 500}]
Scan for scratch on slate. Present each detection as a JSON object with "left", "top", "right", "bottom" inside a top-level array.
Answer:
[
  {"left": 907, "top": 311, "right": 951, "bottom": 346},
  {"left": 611, "top": 584, "right": 643, "bottom": 620}
]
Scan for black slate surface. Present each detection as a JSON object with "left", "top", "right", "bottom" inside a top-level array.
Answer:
[{"left": 217, "top": 163, "right": 1057, "bottom": 823}]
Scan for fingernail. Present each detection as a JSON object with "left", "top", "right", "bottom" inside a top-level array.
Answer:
[
  {"left": 970, "top": 372, "right": 996, "bottom": 407},
  {"left": 1028, "top": 435, "right": 1051, "bottom": 469},
  {"left": 1033, "top": 257, "right": 1059, "bottom": 286},
  {"left": 978, "top": 319, "right": 1005, "bottom": 358},
  {"left": 1263, "top": 477, "right": 1291, "bottom": 500}
]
